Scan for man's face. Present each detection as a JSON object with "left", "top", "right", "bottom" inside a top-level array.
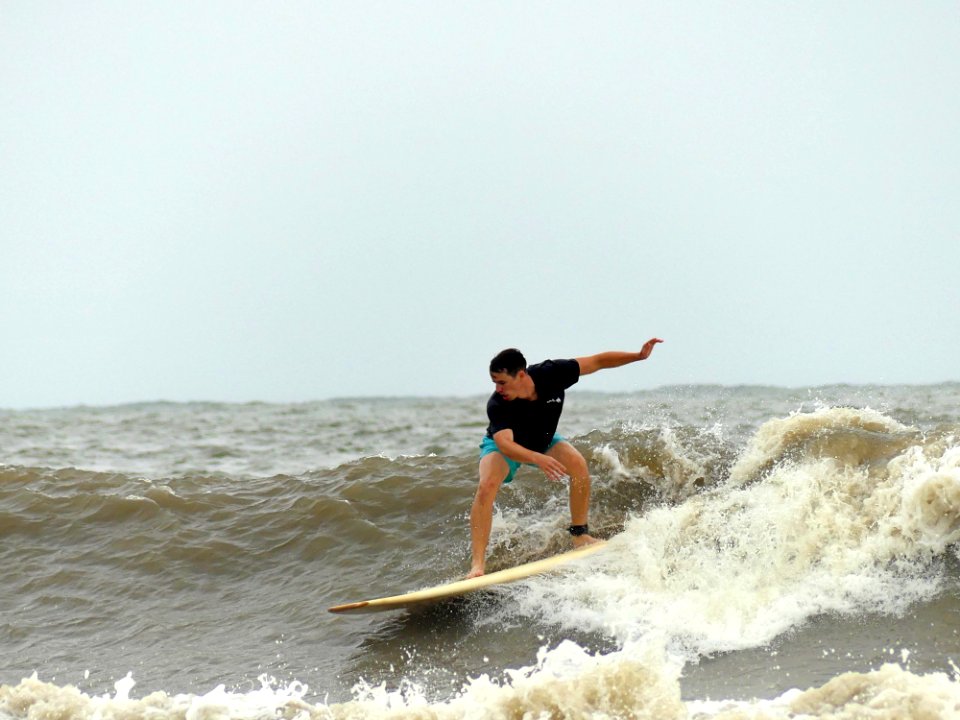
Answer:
[{"left": 490, "top": 370, "right": 525, "bottom": 401}]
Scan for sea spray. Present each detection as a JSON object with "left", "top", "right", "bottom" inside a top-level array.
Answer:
[{"left": 515, "top": 407, "right": 956, "bottom": 660}]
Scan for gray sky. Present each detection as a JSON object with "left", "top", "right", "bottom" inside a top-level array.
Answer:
[{"left": 2, "top": 1, "right": 958, "bottom": 408}]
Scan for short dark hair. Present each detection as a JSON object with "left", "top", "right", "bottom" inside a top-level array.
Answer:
[{"left": 489, "top": 348, "right": 526, "bottom": 376}]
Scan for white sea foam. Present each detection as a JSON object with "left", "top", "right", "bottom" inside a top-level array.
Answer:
[
  {"left": 687, "top": 663, "right": 960, "bottom": 719},
  {"left": 5, "top": 659, "right": 960, "bottom": 720},
  {"left": 728, "top": 405, "right": 911, "bottom": 486},
  {"left": 513, "top": 408, "right": 956, "bottom": 662}
]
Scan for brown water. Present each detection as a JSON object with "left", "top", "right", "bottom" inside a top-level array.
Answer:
[{"left": 2, "top": 384, "right": 960, "bottom": 718}]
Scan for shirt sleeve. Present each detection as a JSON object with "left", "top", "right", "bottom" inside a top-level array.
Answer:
[
  {"left": 558, "top": 358, "right": 580, "bottom": 388},
  {"left": 542, "top": 358, "right": 580, "bottom": 390}
]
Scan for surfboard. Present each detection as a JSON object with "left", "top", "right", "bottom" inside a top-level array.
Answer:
[{"left": 328, "top": 540, "right": 608, "bottom": 614}]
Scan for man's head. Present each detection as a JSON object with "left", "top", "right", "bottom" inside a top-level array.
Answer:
[
  {"left": 489, "top": 348, "right": 526, "bottom": 376},
  {"left": 489, "top": 348, "right": 531, "bottom": 401}
]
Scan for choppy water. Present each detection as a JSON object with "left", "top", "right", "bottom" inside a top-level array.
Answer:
[{"left": 2, "top": 384, "right": 960, "bottom": 718}]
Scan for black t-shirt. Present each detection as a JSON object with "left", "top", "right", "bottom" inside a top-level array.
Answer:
[{"left": 485, "top": 358, "right": 581, "bottom": 452}]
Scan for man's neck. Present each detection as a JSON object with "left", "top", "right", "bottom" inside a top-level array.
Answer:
[{"left": 520, "top": 373, "right": 537, "bottom": 401}]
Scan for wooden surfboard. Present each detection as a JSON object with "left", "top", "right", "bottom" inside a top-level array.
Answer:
[{"left": 328, "top": 540, "right": 608, "bottom": 614}]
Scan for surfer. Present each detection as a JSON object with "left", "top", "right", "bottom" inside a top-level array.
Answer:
[{"left": 467, "top": 339, "right": 663, "bottom": 578}]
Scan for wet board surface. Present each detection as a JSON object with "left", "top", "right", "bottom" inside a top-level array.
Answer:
[{"left": 328, "top": 540, "right": 608, "bottom": 614}]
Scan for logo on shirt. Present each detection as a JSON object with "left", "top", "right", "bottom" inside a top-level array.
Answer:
[{"left": 545, "top": 398, "right": 562, "bottom": 404}]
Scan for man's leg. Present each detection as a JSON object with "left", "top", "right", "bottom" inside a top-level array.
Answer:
[
  {"left": 545, "top": 441, "right": 598, "bottom": 547},
  {"left": 468, "top": 452, "right": 510, "bottom": 578}
]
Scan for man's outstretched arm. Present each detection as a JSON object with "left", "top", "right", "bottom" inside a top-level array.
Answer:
[{"left": 576, "top": 338, "right": 663, "bottom": 376}]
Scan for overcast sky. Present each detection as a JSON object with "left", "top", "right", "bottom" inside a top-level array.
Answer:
[{"left": 2, "top": 2, "right": 958, "bottom": 408}]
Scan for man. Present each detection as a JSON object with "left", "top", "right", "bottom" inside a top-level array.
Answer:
[{"left": 467, "top": 338, "right": 663, "bottom": 578}]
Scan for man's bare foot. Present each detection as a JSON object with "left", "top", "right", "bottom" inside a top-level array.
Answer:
[
  {"left": 466, "top": 565, "right": 485, "bottom": 579},
  {"left": 572, "top": 534, "right": 600, "bottom": 548}
]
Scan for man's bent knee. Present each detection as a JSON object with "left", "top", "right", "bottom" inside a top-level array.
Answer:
[{"left": 547, "top": 442, "right": 589, "bottom": 478}]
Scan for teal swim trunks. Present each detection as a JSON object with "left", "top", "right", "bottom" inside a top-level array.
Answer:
[{"left": 478, "top": 434, "right": 566, "bottom": 484}]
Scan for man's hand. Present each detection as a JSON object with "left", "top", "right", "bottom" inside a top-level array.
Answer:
[
  {"left": 534, "top": 453, "right": 569, "bottom": 482},
  {"left": 638, "top": 337, "right": 663, "bottom": 360}
]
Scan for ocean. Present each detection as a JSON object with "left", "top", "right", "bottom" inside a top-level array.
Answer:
[{"left": 2, "top": 383, "right": 960, "bottom": 719}]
